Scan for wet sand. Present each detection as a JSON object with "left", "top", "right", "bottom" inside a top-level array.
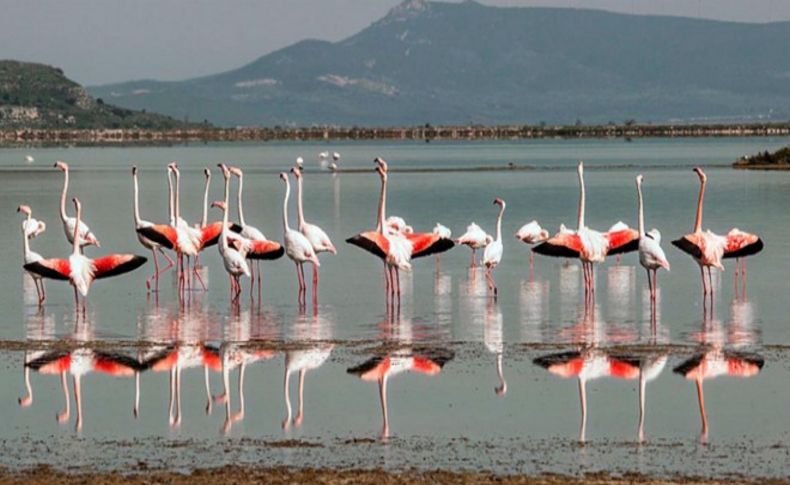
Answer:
[{"left": 1, "top": 466, "right": 784, "bottom": 485}]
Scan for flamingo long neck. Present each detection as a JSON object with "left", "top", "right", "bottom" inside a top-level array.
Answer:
[
  {"left": 167, "top": 170, "right": 175, "bottom": 226},
  {"left": 22, "top": 214, "right": 31, "bottom": 259},
  {"left": 376, "top": 174, "right": 387, "bottom": 233},
  {"left": 202, "top": 174, "right": 210, "bottom": 228},
  {"left": 236, "top": 173, "right": 246, "bottom": 227},
  {"left": 59, "top": 168, "right": 69, "bottom": 222},
  {"left": 637, "top": 179, "right": 645, "bottom": 237},
  {"left": 72, "top": 203, "right": 81, "bottom": 256},
  {"left": 282, "top": 178, "right": 291, "bottom": 232},
  {"left": 577, "top": 166, "right": 586, "bottom": 230},
  {"left": 495, "top": 204, "right": 504, "bottom": 242},
  {"left": 296, "top": 174, "right": 306, "bottom": 230},
  {"left": 133, "top": 171, "right": 142, "bottom": 226},
  {"left": 220, "top": 175, "right": 230, "bottom": 251},
  {"left": 694, "top": 176, "right": 705, "bottom": 233},
  {"left": 174, "top": 170, "right": 181, "bottom": 222}
]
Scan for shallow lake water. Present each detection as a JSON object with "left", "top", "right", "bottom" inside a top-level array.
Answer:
[{"left": 0, "top": 137, "right": 789, "bottom": 478}]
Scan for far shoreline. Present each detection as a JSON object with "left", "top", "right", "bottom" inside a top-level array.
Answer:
[{"left": 1, "top": 122, "right": 789, "bottom": 148}]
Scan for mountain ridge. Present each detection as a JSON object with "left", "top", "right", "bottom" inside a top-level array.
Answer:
[{"left": 89, "top": 0, "right": 790, "bottom": 127}]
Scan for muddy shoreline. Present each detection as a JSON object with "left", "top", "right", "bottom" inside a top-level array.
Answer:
[{"left": 0, "top": 465, "right": 781, "bottom": 485}]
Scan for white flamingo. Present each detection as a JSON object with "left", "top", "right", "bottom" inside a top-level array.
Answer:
[
  {"left": 483, "top": 198, "right": 506, "bottom": 297},
  {"left": 18, "top": 205, "right": 46, "bottom": 304},
  {"left": 280, "top": 172, "right": 320, "bottom": 305},
  {"left": 54, "top": 161, "right": 100, "bottom": 249},
  {"left": 456, "top": 222, "right": 492, "bottom": 268},
  {"left": 636, "top": 175, "right": 670, "bottom": 304}
]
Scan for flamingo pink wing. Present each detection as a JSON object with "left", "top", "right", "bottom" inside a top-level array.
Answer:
[
  {"left": 346, "top": 231, "right": 389, "bottom": 260},
  {"left": 23, "top": 258, "right": 71, "bottom": 280},
  {"left": 532, "top": 233, "right": 584, "bottom": 258},
  {"left": 723, "top": 231, "right": 763, "bottom": 259},
  {"left": 247, "top": 240, "right": 285, "bottom": 260},
  {"left": 199, "top": 222, "right": 224, "bottom": 249},
  {"left": 93, "top": 352, "right": 139, "bottom": 376},
  {"left": 406, "top": 233, "right": 454, "bottom": 259},
  {"left": 347, "top": 356, "right": 391, "bottom": 381},
  {"left": 411, "top": 356, "right": 442, "bottom": 375},
  {"left": 202, "top": 347, "right": 222, "bottom": 371},
  {"left": 93, "top": 254, "right": 147, "bottom": 279},
  {"left": 137, "top": 224, "right": 178, "bottom": 250},
  {"left": 606, "top": 228, "right": 639, "bottom": 256},
  {"left": 609, "top": 359, "right": 640, "bottom": 379}
]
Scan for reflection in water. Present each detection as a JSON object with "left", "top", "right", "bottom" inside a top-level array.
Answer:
[
  {"left": 19, "top": 309, "right": 55, "bottom": 408},
  {"left": 519, "top": 278, "right": 549, "bottom": 340},
  {"left": 484, "top": 301, "right": 506, "bottom": 396},
  {"left": 282, "top": 309, "right": 334, "bottom": 431},
  {"left": 606, "top": 265, "right": 635, "bottom": 323},
  {"left": 559, "top": 263, "right": 581, "bottom": 322},
  {"left": 347, "top": 348, "right": 454, "bottom": 440},
  {"left": 674, "top": 299, "right": 763, "bottom": 443}
]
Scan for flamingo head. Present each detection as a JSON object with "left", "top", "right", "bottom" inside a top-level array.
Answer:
[
  {"left": 279, "top": 172, "right": 288, "bottom": 182},
  {"left": 329, "top": 162, "right": 338, "bottom": 172},
  {"left": 72, "top": 197, "right": 81, "bottom": 212},
  {"left": 204, "top": 167, "right": 211, "bottom": 178},
  {"left": 132, "top": 165, "right": 138, "bottom": 176},
  {"left": 296, "top": 156, "right": 304, "bottom": 167},
  {"left": 375, "top": 165, "right": 387, "bottom": 182},
  {"left": 229, "top": 166, "right": 242, "bottom": 177},
  {"left": 693, "top": 166, "right": 706, "bottom": 182},
  {"left": 577, "top": 160, "right": 584, "bottom": 175},
  {"left": 210, "top": 200, "right": 226, "bottom": 211},
  {"left": 54, "top": 160, "right": 68, "bottom": 171},
  {"left": 17, "top": 204, "right": 31, "bottom": 215},
  {"left": 493, "top": 197, "right": 505, "bottom": 209},
  {"left": 217, "top": 163, "right": 230, "bottom": 178},
  {"left": 290, "top": 166, "right": 302, "bottom": 178},
  {"left": 169, "top": 162, "right": 180, "bottom": 176},
  {"left": 333, "top": 152, "right": 340, "bottom": 161},
  {"left": 636, "top": 173, "right": 643, "bottom": 185},
  {"left": 374, "top": 157, "right": 388, "bottom": 172}
]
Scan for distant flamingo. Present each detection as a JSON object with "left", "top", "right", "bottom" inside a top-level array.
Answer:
[
  {"left": 672, "top": 167, "right": 763, "bottom": 302},
  {"left": 18, "top": 205, "right": 46, "bottom": 304},
  {"left": 54, "top": 161, "right": 100, "bottom": 249},
  {"left": 132, "top": 166, "right": 175, "bottom": 291},
  {"left": 515, "top": 220, "right": 548, "bottom": 266},
  {"left": 292, "top": 166, "right": 336, "bottom": 299},
  {"left": 483, "top": 198, "right": 505, "bottom": 297},
  {"left": 457, "top": 222, "right": 492, "bottom": 268},
  {"left": 229, "top": 166, "right": 284, "bottom": 297},
  {"left": 724, "top": 227, "right": 763, "bottom": 290},
  {"left": 280, "top": 172, "right": 320, "bottom": 305},
  {"left": 24, "top": 198, "right": 146, "bottom": 312},
  {"left": 533, "top": 162, "right": 638, "bottom": 295},
  {"left": 635, "top": 175, "right": 670, "bottom": 304}
]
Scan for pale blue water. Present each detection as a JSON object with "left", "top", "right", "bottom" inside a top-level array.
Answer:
[{"left": 0, "top": 137, "right": 788, "bottom": 477}]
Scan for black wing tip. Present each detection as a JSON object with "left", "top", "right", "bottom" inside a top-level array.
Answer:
[
  {"left": 607, "top": 238, "right": 639, "bottom": 256},
  {"left": 248, "top": 245, "right": 285, "bottom": 260},
  {"left": 346, "top": 234, "right": 386, "bottom": 259},
  {"left": 532, "top": 242, "right": 579, "bottom": 259},
  {"left": 672, "top": 237, "right": 703, "bottom": 260},
  {"left": 26, "top": 351, "right": 71, "bottom": 370},
  {"left": 137, "top": 226, "right": 175, "bottom": 250},
  {"left": 23, "top": 261, "right": 69, "bottom": 280},
  {"left": 533, "top": 351, "right": 582, "bottom": 369},
  {"left": 412, "top": 237, "right": 455, "bottom": 259},
  {"left": 230, "top": 223, "right": 243, "bottom": 234},
  {"left": 347, "top": 355, "right": 385, "bottom": 376},
  {"left": 673, "top": 354, "right": 705, "bottom": 376}
]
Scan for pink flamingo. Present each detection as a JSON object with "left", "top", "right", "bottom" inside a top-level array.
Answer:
[
  {"left": 24, "top": 198, "right": 146, "bottom": 312},
  {"left": 533, "top": 162, "right": 638, "bottom": 295},
  {"left": 54, "top": 161, "right": 100, "bottom": 249},
  {"left": 280, "top": 172, "right": 320, "bottom": 306},
  {"left": 132, "top": 166, "right": 175, "bottom": 291},
  {"left": 672, "top": 167, "right": 763, "bottom": 303}
]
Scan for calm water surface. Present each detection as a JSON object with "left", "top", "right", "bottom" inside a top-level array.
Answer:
[{"left": 0, "top": 138, "right": 789, "bottom": 477}]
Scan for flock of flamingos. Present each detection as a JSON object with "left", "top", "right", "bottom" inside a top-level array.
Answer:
[{"left": 18, "top": 157, "right": 764, "bottom": 311}]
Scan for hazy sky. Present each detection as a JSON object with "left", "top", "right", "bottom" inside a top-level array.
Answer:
[{"left": 1, "top": 0, "right": 788, "bottom": 86}]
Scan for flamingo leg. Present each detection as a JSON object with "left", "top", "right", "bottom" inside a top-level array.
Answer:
[
  {"left": 378, "top": 376, "right": 389, "bottom": 440},
  {"left": 295, "top": 263, "right": 303, "bottom": 305},
  {"left": 233, "top": 362, "right": 246, "bottom": 422},
  {"left": 312, "top": 265, "right": 319, "bottom": 305},
  {"left": 394, "top": 266, "right": 401, "bottom": 305},
  {"left": 646, "top": 268, "right": 653, "bottom": 302},
  {"left": 295, "top": 369, "right": 306, "bottom": 427},
  {"left": 249, "top": 260, "right": 255, "bottom": 299},
  {"left": 73, "top": 375, "right": 82, "bottom": 431},
  {"left": 19, "top": 364, "right": 32, "bottom": 407},
  {"left": 257, "top": 261, "right": 262, "bottom": 301},
  {"left": 652, "top": 270, "right": 658, "bottom": 303},
  {"left": 57, "top": 371, "right": 70, "bottom": 423},
  {"left": 204, "top": 366, "right": 213, "bottom": 415},
  {"left": 193, "top": 257, "right": 207, "bottom": 291},
  {"left": 300, "top": 263, "right": 307, "bottom": 304}
]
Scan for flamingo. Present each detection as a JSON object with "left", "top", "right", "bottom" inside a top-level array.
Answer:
[
  {"left": 347, "top": 348, "right": 453, "bottom": 440},
  {"left": 457, "top": 222, "right": 492, "bottom": 268},
  {"left": 54, "top": 161, "right": 100, "bottom": 249},
  {"left": 23, "top": 198, "right": 146, "bottom": 312},
  {"left": 212, "top": 200, "right": 250, "bottom": 302},
  {"left": 671, "top": 167, "right": 763, "bottom": 303},
  {"left": 280, "top": 172, "right": 320, "bottom": 305},
  {"left": 533, "top": 162, "right": 638, "bottom": 295},
  {"left": 332, "top": 152, "right": 341, "bottom": 162},
  {"left": 608, "top": 221, "right": 630, "bottom": 264},
  {"left": 724, "top": 227, "right": 763, "bottom": 290},
  {"left": 515, "top": 220, "right": 549, "bottom": 266},
  {"left": 483, "top": 198, "right": 505, "bottom": 297},
  {"left": 132, "top": 166, "right": 176, "bottom": 291},
  {"left": 229, "top": 166, "right": 284, "bottom": 297},
  {"left": 635, "top": 175, "right": 670, "bottom": 304},
  {"left": 296, "top": 156, "right": 304, "bottom": 169},
  {"left": 346, "top": 159, "right": 453, "bottom": 303},
  {"left": 291, "top": 166, "right": 336, "bottom": 299},
  {"left": 18, "top": 205, "right": 47, "bottom": 304}
]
